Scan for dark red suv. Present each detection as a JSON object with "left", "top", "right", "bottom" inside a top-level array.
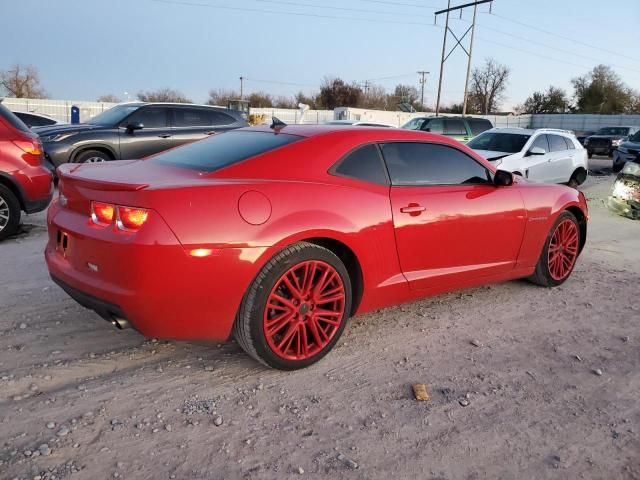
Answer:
[{"left": 0, "top": 103, "right": 53, "bottom": 240}]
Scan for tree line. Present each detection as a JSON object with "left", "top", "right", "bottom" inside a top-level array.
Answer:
[{"left": 1, "top": 61, "right": 638, "bottom": 115}]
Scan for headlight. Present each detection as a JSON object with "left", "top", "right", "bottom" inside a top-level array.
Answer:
[
  {"left": 41, "top": 132, "right": 77, "bottom": 143},
  {"left": 611, "top": 138, "right": 622, "bottom": 146},
  {"left": 583, "top": 138, "right": 589, "bottom": 145},
  {"left": 491, "top": 159, "right": 503, "bottom": 167}
]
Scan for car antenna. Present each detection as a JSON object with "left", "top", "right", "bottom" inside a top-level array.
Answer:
[{"left": 270, "top": 116, "right": 287, "bottom": 130}]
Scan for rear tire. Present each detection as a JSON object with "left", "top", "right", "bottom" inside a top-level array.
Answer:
[
  {"left": 612, "top": 161, "right": 624, "bottom": 173},
  {"left": 234, "top": 242, "right": 352, "bottom": 370},
  {"left": 75, "top": 150, "right": 111, "bottom": 164},
  {"left": 528, "top": 211, "right": 580, "bottom": 287},
  {"left": 0, "top": 184, "right": 21, "bottom": 241}
]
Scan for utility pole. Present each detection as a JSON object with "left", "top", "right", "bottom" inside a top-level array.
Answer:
[
  {"left": 239, "top": 76, "right": 244, "bottom": 99},
  {"left": 362, "top": 80, "right": 371, "bottom": 96},
  {"left": 435, "top": 0, "right": 450, "bottom": 117},
  {"left": 434, "top": 0, "right": 493, "bottom": 116},
  {"left": 462, "top": 3, "right": 478, "bottom": 115},
  {"left": 417, "top": 71, "right": 429, "bottom": 112}
]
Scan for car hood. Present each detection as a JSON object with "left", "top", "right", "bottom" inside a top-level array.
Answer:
[
  {"left": 33, "top": 123, "right": 105, "bottom": 137},
  {"left": 473, "top": 150, "right": 515, "bottom": 161},
  {"left": 619, "top": 140, "right": 640, "bottom": 150}
]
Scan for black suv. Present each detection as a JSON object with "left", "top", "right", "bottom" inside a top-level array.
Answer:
[
  {"left": 584, "top": 126, "right": 639, "bottom": 159},
  {"left": 36, "top": 102, "right": 248, "bottom": 168}
]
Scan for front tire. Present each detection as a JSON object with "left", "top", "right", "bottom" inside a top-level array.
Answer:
[
  {"left": 612, "top": 161, "right": 624, "bottom": 173},
  {"left": 0, "top": 184, "right": 21, "bottom": 241},
  {"left": 234, "top": 242, "right": 352, "bottom": 370},
  {"left": 528, "top": 211, "right": 580, "bottom": 287},
  {"left": 75, "top": 149, "right": 110, "bottom": 164}
]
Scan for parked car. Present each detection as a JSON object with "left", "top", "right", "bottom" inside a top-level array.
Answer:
[
  {"left": 401, "top": 116, "right": 493, "bottom": 142},
  {"left": 574, "top": 130, "right": 595, "bottom": 146},
  {"left": 35, "top": 102, "right": 248, "bottom": 168},
  {"left": 468, "top": 128, "right": 588, "bottom": 187},
  {"left": 607, "top": 162, "right": 640, "bottom": 219},
  {"left": 612, "top": 129, "right": 640, "bottom": 172},
  {"left": 46, "top": 125, "right": 588, "bottom": 370},
  {"left": 13, "top": 111, "right": 64, "bottom": 128},
  {"left": 0, "top": 104, "right": 53, "bottom": 240},
  {"left": 325, "top": 120, "right": 396, "bottom": 128},
  {"left": 584, "top": 126, "right": 639, "bottom": 158}
]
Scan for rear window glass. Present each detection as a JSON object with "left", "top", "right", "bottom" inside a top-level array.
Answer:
[
  {"left": 468, "top": 118, "right": 493, "bottom": 135},
  {"left": 149, "top": 130, "right": 302, "bottom": 172},
  {"left": 0, "top": 104, "right": 31, "bottom": 132}
]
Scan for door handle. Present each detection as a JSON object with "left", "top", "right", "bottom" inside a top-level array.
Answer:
[
  {"left": 157, "top": 134, "right": 172, "bottom": 138},
  {"left": 205, "top": 131, "right": 217, "bottom": 136},
  {"left": 400, "top": 204, "right": 426, "bottom": 215}
]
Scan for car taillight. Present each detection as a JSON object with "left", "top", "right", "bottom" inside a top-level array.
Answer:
[
  {"left": 117, "top": 207, "right": 149, "bottom": 231},
  {"left": 12, "top": 139, "right": 43, "bottom": 166},
  {"left": 91, "top": 201, "right": 115, "bottom": 226},
  {"left": 90, "top": 202, "right": 149, "bottom": 231}
]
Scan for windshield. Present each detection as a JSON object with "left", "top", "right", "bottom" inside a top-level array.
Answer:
[
  {"left": 467, "top": 132, "right": 531, "bottom": 153},
  {"left": 595, "top": 127, "right": 629, "bottom": 136},
  {"left": 402, "top": 118, "right": 427, "bottom": 130},
  {"left": 85, "top": 104, "right": 141, "bottom": 126},
  {"left": 149, "top": 130, "right": 303, "bottom": 172},
  {"left": 629, "top": 130, "right": 640, "bottom": 142}
]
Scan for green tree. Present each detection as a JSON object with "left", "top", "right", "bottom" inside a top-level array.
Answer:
[
  {"left": 520, "top": 86, "right": 569, "bottom": 114},
  {"left": 572, "top": 65, "right": 632, "bottom": 113}
]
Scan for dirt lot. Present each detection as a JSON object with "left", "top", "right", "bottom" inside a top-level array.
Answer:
[{"left": 1, "top": 157, "right": 638, "bottom": 480}]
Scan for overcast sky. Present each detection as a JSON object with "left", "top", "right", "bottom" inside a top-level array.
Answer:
[{"left": 3, "top": 0, "right": 639, "bottom": 109}]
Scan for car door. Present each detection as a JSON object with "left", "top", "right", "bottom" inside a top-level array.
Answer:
[
  {"left": 118, "top": 106, "right": 173, "bottom": 159},
  {"left": 546, "top": 134, "right": 573, "bottom": 183},
  {"left": 169, "top": 107, "right": 238, "bottom": 149},
  {"left": 444, "top": 118, "right": 469, "bottom": 142},
  {"left": 524, "top": 134, "right": 554, "bottom": 182},
  {"left": 381, "top": 141, "right": 527, "bottom": 291}
]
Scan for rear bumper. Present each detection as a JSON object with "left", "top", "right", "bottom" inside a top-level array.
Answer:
[{"left": 45, "top": 200, "right": 269, "bottom": 341}]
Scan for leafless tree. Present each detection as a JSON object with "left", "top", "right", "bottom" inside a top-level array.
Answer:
[
  {"left": 0, "top": 64, "right": 48, "bottom": 98},
  {"left": 469, "top": 58, "right": 510, "bottom": 114},
  {"left": 207, "top": 88, "right": 239, "bottom": 106},
  {"left": 97, "top": 94, "right": 121, "bottom": 103},
  {"left": 137, "top": 88, "right": 191, "bottom": 103}
]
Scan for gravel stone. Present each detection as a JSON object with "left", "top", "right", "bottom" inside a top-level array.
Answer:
[{"left": 213, "top": 415, "right": 223, "bottom": 426}]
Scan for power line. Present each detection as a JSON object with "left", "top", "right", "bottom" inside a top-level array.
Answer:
[
  {"left": 451, "top": 18, "right": 640, "bottom": 75},
  {"left": 151, "top": 0, "right": 437, "bottom": 26},
  {"left": 485, "top": 12, "right": 640, "bottom": 65},
  {"left": 249, "top": 0, "right": 433, "bottom": 18}
]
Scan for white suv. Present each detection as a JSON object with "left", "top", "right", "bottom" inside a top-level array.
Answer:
[{"left": 468, "top": 128, "right": 588, "bottom": 187}]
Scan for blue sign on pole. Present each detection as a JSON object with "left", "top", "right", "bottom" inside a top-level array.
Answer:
[{"left": 71, "top": 105, "right": 80, "bottom": 124}]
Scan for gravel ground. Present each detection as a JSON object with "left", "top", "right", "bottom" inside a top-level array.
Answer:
[{"left": 0, "top": 157, "right": 638, "bottom": 480}]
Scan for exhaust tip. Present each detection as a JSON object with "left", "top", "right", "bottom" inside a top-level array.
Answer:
[{"left": 111, "top": 317, "right": 130, "bottom": 330}]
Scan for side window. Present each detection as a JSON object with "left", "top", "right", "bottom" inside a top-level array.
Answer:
[
  {"left": 424, "top": 118, "right": 443, "bottom": 133},
  {"left": 468, "top": 118, "right": 492, "bottom": 135},
  {"left": 332, "top": 144, "right": 387, "bottom": 185},
  {"left": 380, "top": 142, "right": 490, "bottom": 186},
  {"left": 125, "top": 107, "right": 168, "bottom": 128},
  {"left": 210, "top": 111, "right": 235, "bottom": 126},
  {"left": 563, "top": 137, "right": 575, "bottom": 150},
  {"left": 443, "top": 119, "right": 466, "bottom": 135},
  {"left": 172, "top": 108, "right": 212, "bottom": 127},
  {"left": 549, "top": 134, "right": 568, "bottom": 152},
  {"left": 531, "top": 134, "right": 549, "bottom": 153}
]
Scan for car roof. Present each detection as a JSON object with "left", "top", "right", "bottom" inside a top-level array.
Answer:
[
  {"left": 118, "top": 101, "right": 231, "bottom": 110},
  {"left": 484, "top": 127, "right": 576, "bottom": 136},
  {"left": 241, "top": 123, "right": 460, "bottom": 141}
]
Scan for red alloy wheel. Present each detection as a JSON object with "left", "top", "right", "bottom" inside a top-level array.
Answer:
[
  {"left": 263, "top": 260, "right": 346, "bottom": 361},
  {"left": 547, "top": 219, "right": 579, "bottom": 281}
]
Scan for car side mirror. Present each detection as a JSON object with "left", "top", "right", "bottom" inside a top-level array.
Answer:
[
  {"left": 494, "top": 169, "right": 514, "bottom": 187},
  {"left": 526, "top": 146, "right": 545, "bottom": 156},
  {"left": 125, "top": 122, "right": 144, "bottom": 133}
]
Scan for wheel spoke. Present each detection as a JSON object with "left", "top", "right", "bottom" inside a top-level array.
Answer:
[
  {"left": 548, "top": 219, "right": 579, "bottom": 281},
  {"left": 265, "top": 311, "right": 294, "bottom": 336}
]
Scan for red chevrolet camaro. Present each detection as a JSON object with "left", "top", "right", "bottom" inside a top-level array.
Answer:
[{"left": 46, "top": 124, "right": 588, "bottom": 369}]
